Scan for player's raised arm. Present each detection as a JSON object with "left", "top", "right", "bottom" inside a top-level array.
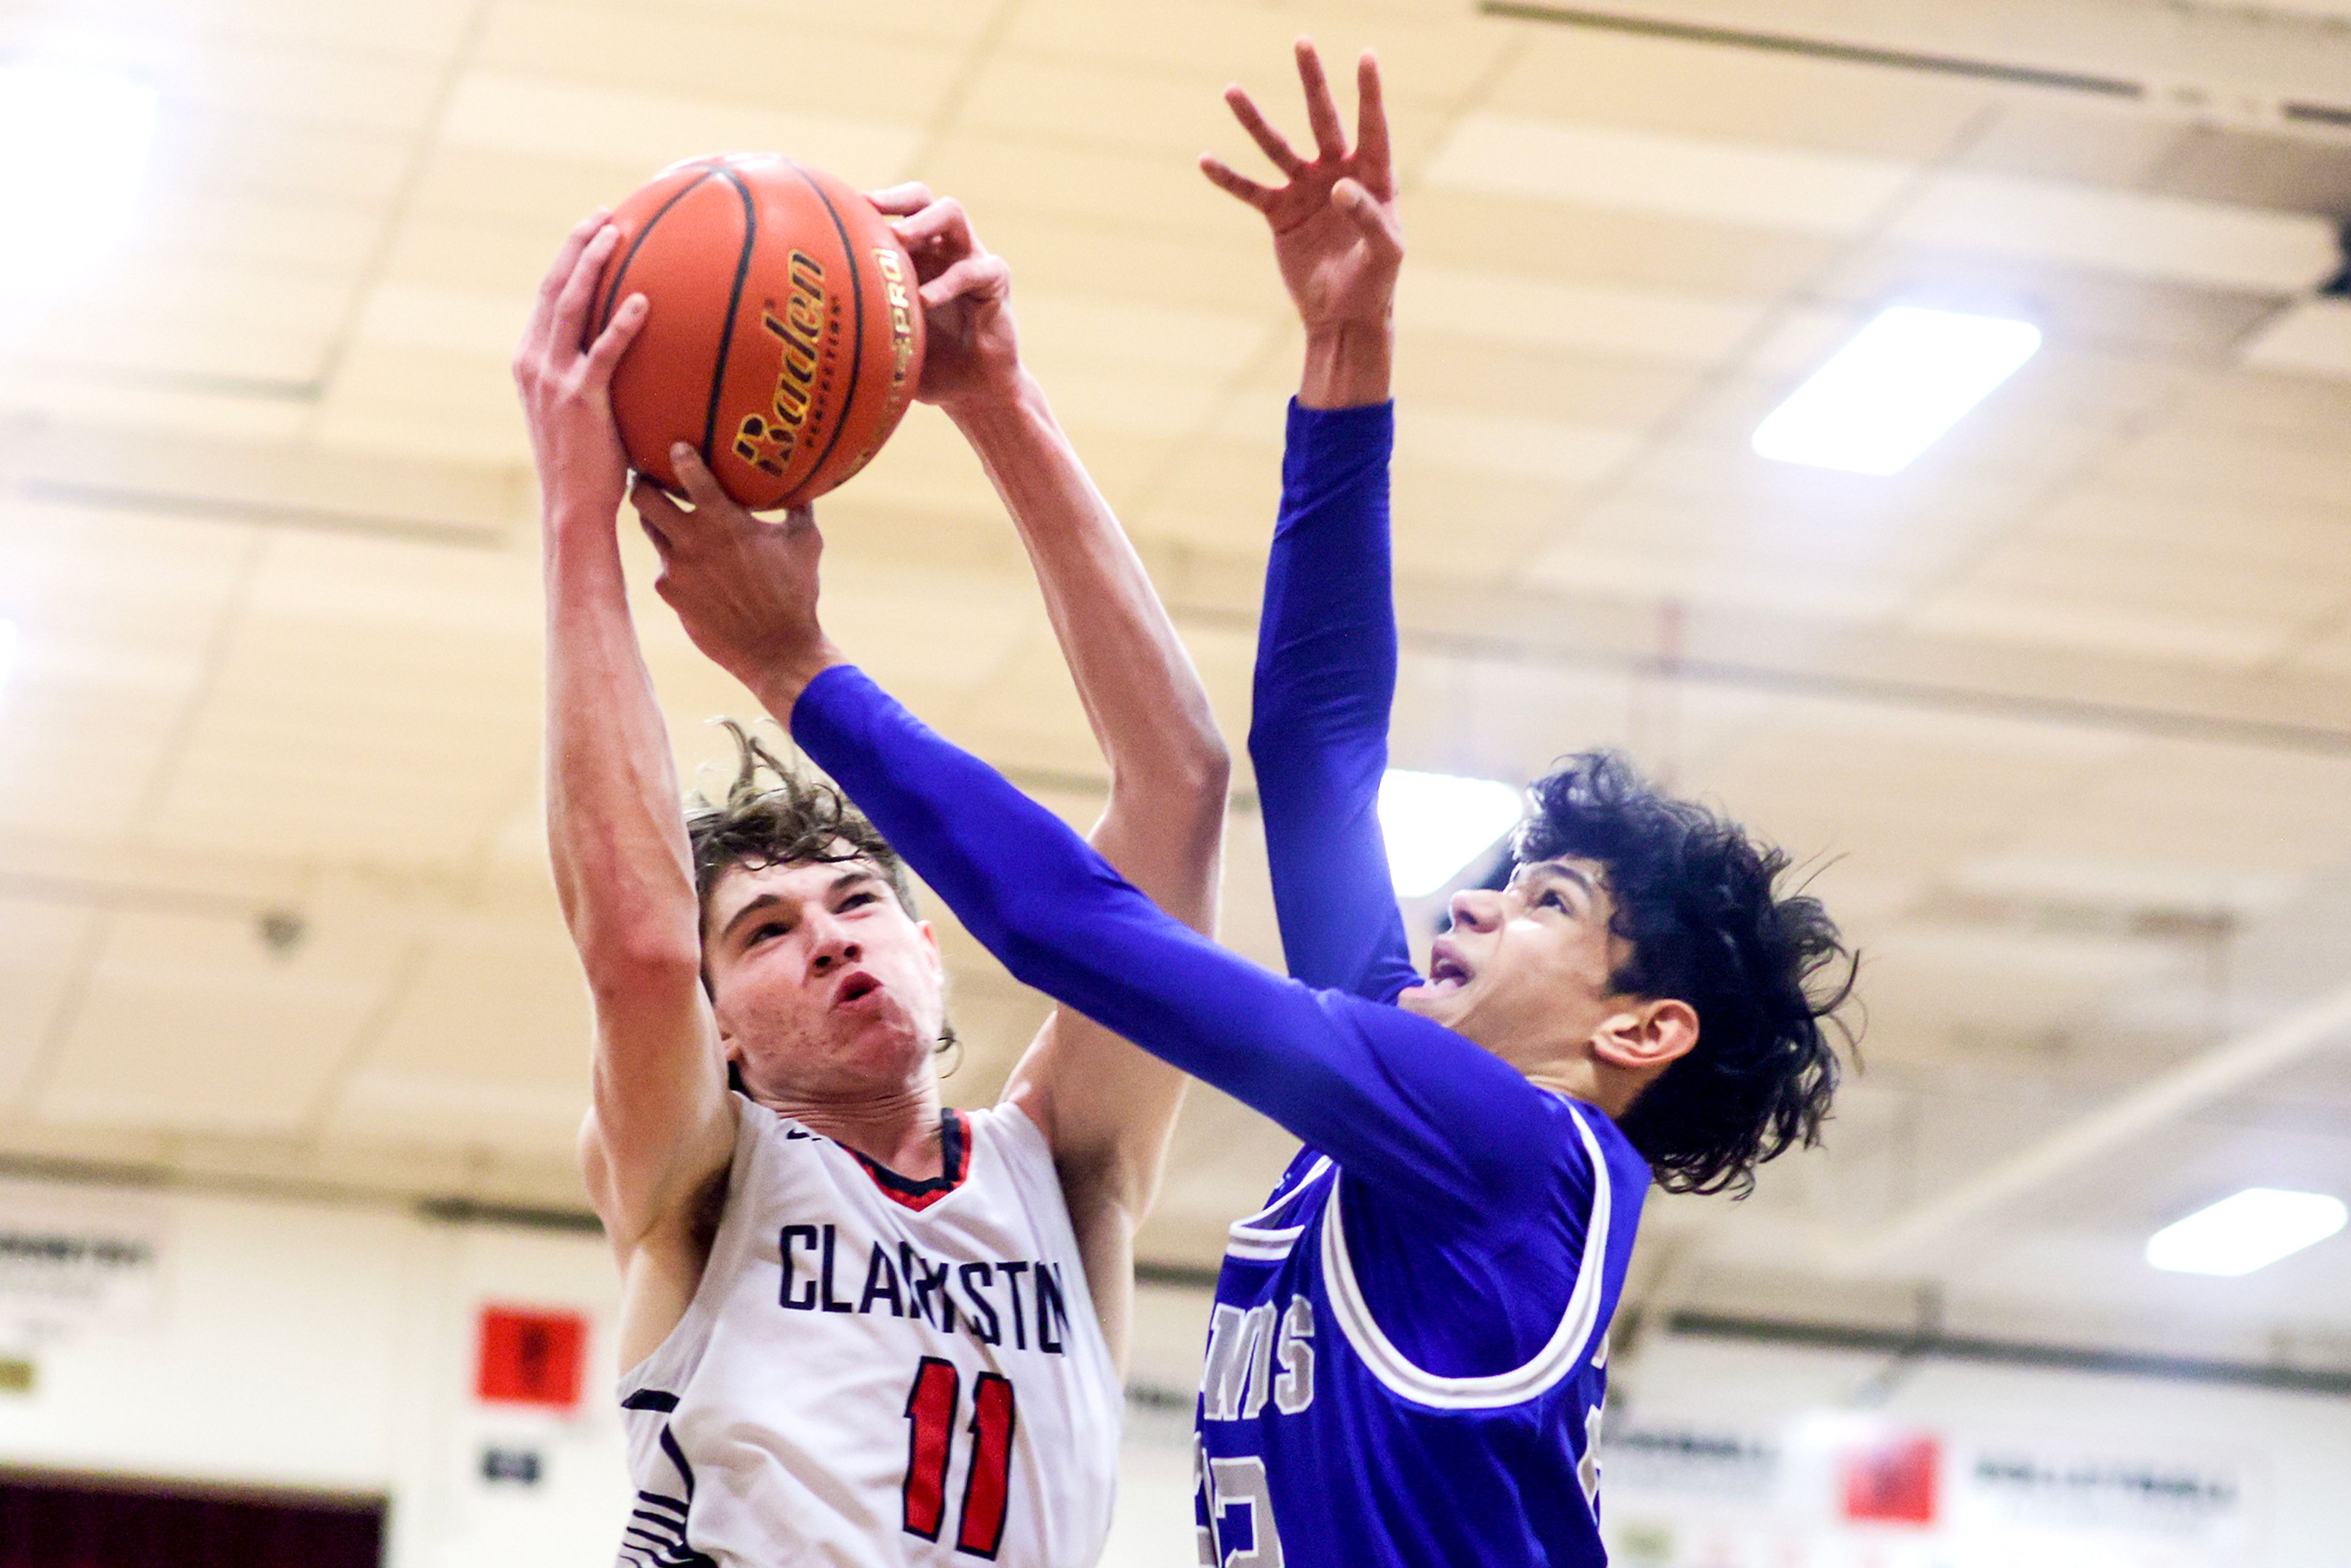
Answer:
[
  {"left": 862, "top": 185, "right": 1230, "bottom": 1361},
  {"left": 1206, "top": 43, "right": 1417, "bottom": 1000},
  {"left": 517, "top": 214, "right": 736, "bottom": 1351},
  {"left": 619, "top": 495, "right": 1554, "bottom": 1224}
]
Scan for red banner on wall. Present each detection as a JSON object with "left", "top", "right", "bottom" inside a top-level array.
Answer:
[
  {"left": 1843, "top": 1432, "right": 1940, "bottom": 1525},
  {"left": 474, "top": 1305, "right": 585, "bottom": 1410}
]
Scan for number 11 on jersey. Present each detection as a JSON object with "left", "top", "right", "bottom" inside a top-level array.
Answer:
[{"left": 902, "top": 1359, "right": 1018, "bottom": 1558}]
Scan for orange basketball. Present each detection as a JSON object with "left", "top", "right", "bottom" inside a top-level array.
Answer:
[{"left": 590, "top": 154, "right": 925, "bottom": 509}]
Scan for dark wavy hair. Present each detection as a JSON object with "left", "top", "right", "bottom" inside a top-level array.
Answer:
[
  {"left": 683, "top": 722, "right": 954, "bottom": 1070},
  {"left": 1512, "top": 751, "right": 1855, "bottom": 1196}
]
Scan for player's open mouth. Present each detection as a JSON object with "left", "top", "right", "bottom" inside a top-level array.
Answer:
[
  {"left": 1425, "top": 945, "right": 1473, "bottom": 994},
  {"left": 833, "top": 972, "right": 882, "bottom": 1008}
]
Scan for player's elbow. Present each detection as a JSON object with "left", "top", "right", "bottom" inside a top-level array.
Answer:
[{"left": 578, "top": 923, "right": 705, "bottom": 1005}]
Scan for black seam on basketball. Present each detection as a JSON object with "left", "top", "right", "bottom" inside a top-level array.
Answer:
[
  {"left": 702, "top": 166, "right": 759, "bottom": 468},
  {"left": 787, "top": 162, "right": 866, "bottom": 495},
  {"left": 593, "top": 166, "right": 718, "bottom": 347}
]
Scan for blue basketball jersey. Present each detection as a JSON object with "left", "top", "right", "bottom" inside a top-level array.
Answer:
[
  {"left": 786, "top": 398, "right": 1668, "bottom": 1568},
  {"left": 1194, "top": 1103, "right": 1648, "bottom": 1568}
]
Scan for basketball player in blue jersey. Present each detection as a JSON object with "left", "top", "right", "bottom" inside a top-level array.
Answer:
[{"left": 637, "top": 45, "right": 1853, "bottom": 1568}]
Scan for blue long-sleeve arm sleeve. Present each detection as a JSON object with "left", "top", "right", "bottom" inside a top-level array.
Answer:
[
  {"left": 792, "top": 664, "right": 1560, "bottom": 1227},
  {"left": 1248, "top": 400, "right": 1422, "bottom": 1003}
]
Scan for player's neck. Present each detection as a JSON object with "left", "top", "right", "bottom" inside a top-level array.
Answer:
[{"left": 762, "top": 1079, "right": 949, "bottom": 1179}]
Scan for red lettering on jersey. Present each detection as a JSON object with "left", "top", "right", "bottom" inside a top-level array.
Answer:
[
  {"left": 956, "top": 1373, "right": 1018, "bottom": 1557},
  {"left": 902, "top": 1357, "right": 960, "bottom": 1540}
]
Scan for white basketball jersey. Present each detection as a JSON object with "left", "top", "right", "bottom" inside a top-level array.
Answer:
[{"left": 614, "top": 1098, "right": 1121, "bottom": 1567}]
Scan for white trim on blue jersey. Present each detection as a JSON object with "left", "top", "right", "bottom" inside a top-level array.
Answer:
[
  {"left": 1318, "top": 1101, "right": 1616, "bottom": 1411},
  {"left": 1223, "top": 1158, "right": 1333, "bottom": 1263}
]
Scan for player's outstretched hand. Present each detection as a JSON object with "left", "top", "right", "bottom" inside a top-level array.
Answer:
[
  {"left": 515, "top": 209, "right": 648, "bottom": 523},
  {"left": 868, "top": 184, "right": 1021, "bottom": 418},
  {"left": 632, "top": 445, "right": 842, "bottom": 707},
  {"left": 1203, "top": 40, "right": 1402, "bottom": 338}
]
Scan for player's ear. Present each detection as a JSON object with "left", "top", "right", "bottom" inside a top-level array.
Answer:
[
  {"left": 916, "top": 919, "right": 943, "bottom": 972},
  {"left": 1591, "top": 999, "right": 1697, "bottom": 1073}
]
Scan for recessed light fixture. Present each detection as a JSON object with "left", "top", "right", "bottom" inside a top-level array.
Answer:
[
  {"left": 1378, "top": 769, "right": 1523, "bottom": 898},
  {"left": 0, "top": 61, "right": 160, "bottom": 297},
  {"left": 1752, "top": 306, "right": 2041, "bottom": 476},
  {"left": 2146, "top": 1188, "right": 2347, "bottom": 1277}
]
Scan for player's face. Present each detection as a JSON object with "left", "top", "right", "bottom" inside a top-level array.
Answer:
[
  {"left": 1398, "top": 857, "right": 1635, "bottom": 1071},
  {"left": 702, "top": 856, "right": 947, "bottom": 1103}
]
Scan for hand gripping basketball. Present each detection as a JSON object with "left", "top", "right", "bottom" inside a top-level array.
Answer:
[
  {"left": 632, "top": 445, "right": 839, "bottom": 704},
  {"left": 866, "top": 184, "right": 1021, "bottom": 417},
  {"left": 514, "top": 210, "right": 651, "bottom": 523}
]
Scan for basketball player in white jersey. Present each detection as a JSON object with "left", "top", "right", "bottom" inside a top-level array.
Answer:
[{"left": 515, "top": 187, "right": 1228, "bottom": 1565}]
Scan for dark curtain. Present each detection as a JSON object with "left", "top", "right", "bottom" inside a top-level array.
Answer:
[{"left": 0, "top": 1476, "right": 382, "bottom": 1568}]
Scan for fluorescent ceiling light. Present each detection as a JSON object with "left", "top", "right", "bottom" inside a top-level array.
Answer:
[
  {"left": 0, "top": 62, "right": 159, "bottom": 296},
  {"left": 1378, "top": 769, "right": 1523, "bottom": 898},
  {"left": 1752, "top": 306, "right": 2040, "bottom": 476},
  {"left": 2146, "top": 1188, "right": 2347, "bottom": 1277}
]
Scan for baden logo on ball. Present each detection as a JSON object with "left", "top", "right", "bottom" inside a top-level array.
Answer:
[{"left": 590, "top": 153, "right": 927, "bottom": 509}]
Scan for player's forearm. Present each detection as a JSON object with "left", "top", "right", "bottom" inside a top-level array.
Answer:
[
  {"left": 792, "top": 665, "right": 1546, "bottom": 1219},
  {"left": 1251, "top": 400, "right": 1418, "bottom": 997},
  {"left": 950, "top": 373, "right": 1220, "bottom": 1225},
  {"left": 1300, "top": 321, "right": 1392, "bottom": 410},
  {"left": 542, "top": 508, "right": 702, "bottom": 980},
  {"left": 948, "top": 373, "right": 1229, "bottom": 822}
]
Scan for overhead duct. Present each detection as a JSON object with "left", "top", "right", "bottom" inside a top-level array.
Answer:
[{"left": 1479, "top": 0, "right": 2351, "bottom": 135}]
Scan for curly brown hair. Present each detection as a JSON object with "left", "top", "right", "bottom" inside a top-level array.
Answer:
[{"left": 684, "top": 719, "right": 921, "bottom": 933}]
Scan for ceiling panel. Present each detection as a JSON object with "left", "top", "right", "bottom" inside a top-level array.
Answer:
[
  {"left": 0, "top": 899, "right": 97, "bottom": 1108},
  {"left": 36, "top": 906, "right": 406, "bottom": 1135},
  {"left": 1481, "top": 20, "right": 1993, "bottom": 160},
  {"left": 438, "top": 73, "right": 924, "bottom": 189},
  {"left": 146, "top": 530, "right": 541, "bottom": 872},
  {"left": 1427, "top": 113, "right": 1919, "bottom": 235},
  {"left": 1888, "top": 170, "right": 2342, "bottom": 292},
  {"left": 473, "top": 1, "right": 971, "bottom": 121}
]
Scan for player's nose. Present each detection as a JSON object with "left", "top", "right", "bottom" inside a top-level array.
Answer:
[
  {"left": 1448, "top": 887, "right": 1502, "bottom": 931},
  {"left": 806, "top": 917, "right": 863, "bottom": 972}
]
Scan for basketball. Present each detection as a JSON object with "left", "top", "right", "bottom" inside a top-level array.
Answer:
[{"left": 590, "top": 154, "right": 926, "bottom": 509}]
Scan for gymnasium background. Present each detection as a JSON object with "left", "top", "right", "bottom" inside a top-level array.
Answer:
[{"left": 2, "top": 0, "right": 2350, "bottom": 1564}]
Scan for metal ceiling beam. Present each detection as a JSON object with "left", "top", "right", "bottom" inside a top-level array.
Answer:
[
  {"left": 1828, "top": 976, "right": 2351, "bottom": 1272},
  {"left": 1477, "top": 0, "right": 2351, "bottom": 122}
]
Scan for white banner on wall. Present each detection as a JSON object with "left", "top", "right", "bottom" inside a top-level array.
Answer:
[
  {"left": 0, "top": 1188, "right": 170, "bottom": 1334},
  {"left": 1600, "top": 1412, "right": 2261, "bottom": 1568}
]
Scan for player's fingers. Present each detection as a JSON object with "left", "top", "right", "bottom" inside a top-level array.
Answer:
[
  {"left": 891, "top": 196, "right": 976, "bottom": 258},
  {"left": 631, "top": 479, "right": 684, "bottom": 552},
  {"left": 1225, "top": 85, "right": 1308, "bottom": 177},
  {"left": 1354, "top": 51, "right": 1395, "bottom": 195},
  {"left": 552, "top": 224, "right": 621, "bottom": 358},
  {"left": 581, "top": 293, "right": 648, "bottom": 385},
  {"left": 536, "top": 209, "right": 608, "bottom": 305},
  {"left": 1332, "top": 179, "right": 1403, "bottom": 262},
  {"left": 1294, "top": 38, "right": 1348, "bottom": 162},
  {"left": 668, "top": 442, "right": 733, "bottom": 517},
  {"left": 866, "top": 182, "right": 934, "bottom": 217},
  {"left": 918, "top": 253, "right": 1010, "bottom": 312},
  {"left": 1199, "top": 154, "right": 1276, "bottom": 211}
]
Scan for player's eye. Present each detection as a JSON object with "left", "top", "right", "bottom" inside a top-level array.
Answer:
[
  {"left": 840, "top": 890, "right": 879, "bottom": 912},
  {"left": 1538, "top": 887, "right": 1572, "bottom": 913},
  {"left": 749, "top": 921, "right": 790, "bottom": 945}
]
